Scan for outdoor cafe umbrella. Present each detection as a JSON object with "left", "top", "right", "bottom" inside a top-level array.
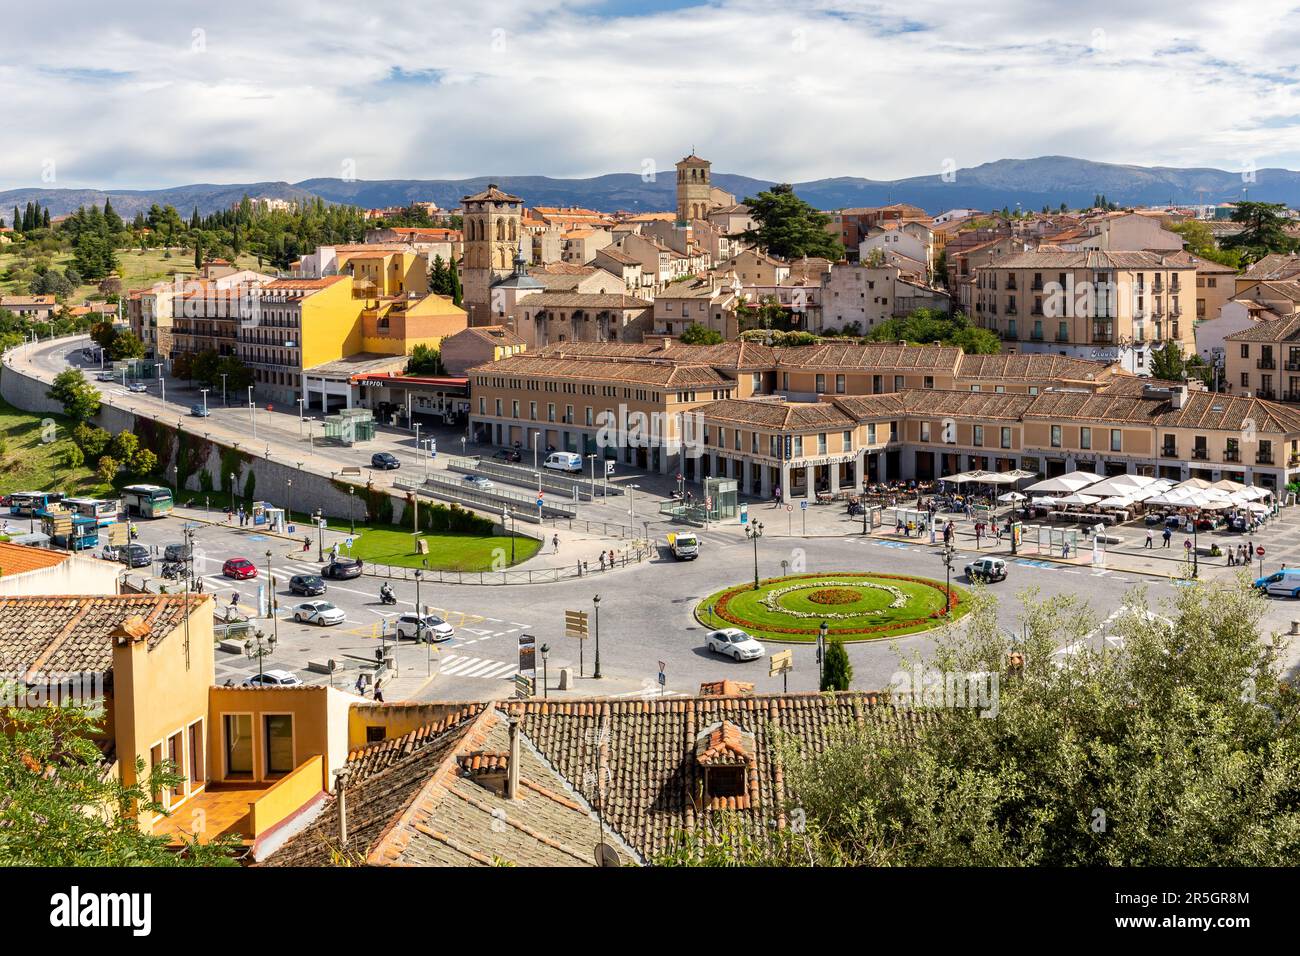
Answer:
[
  {"left": 1025, "top": 471, "right": 1104, "bottom": 495},
  {"left": 1097, "top": 495, "right": 1137, "bottom": 509},
  {"left": 1055, "top": 493, "right": 1102, "bottom": 506},
  {"left": 997, "top": 491, "right": 1026, "bottom": 503}
]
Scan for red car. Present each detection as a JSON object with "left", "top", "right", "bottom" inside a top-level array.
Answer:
[{"left": 222, "top": 557, "right": 258, "bottom": 580}]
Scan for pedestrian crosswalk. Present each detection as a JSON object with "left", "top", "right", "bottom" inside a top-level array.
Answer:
[{"left": 437, "top": 654, "right": 518, "bottom": 680}]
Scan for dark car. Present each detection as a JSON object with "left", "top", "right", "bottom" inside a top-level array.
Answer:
[
  {"left": 492, "top": 449, "right": 522, "bottom": 463},
  {"left": 163, "top": 543, "right": 193, "bottom": 563},
  {"left": 371, "top": 452, "right": 400, "bottom": 470},
  {"left": 322, "top": 557, "right": 364, "bottom": 580},
  {"left": 289, "top": 574, "right": 327, "bottom": 596},
  {"left": 120, "top": 544, "right": 152, "bottom": 568}
]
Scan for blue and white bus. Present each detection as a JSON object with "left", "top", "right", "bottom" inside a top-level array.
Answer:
[
  {"left": 62, "top": 496, "right": 121, "bottom": 528},
  {"left": 7, "top": 491, "right": 64, "bottom": 517}
]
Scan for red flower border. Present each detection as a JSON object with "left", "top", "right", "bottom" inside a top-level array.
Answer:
[{"left": 707, "top": 572, "right": 966, "bottom": 638}]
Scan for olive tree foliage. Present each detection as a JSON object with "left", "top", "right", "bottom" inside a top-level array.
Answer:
[{"left": 659, "top": 580, "right": 1300, "bottom": 866}]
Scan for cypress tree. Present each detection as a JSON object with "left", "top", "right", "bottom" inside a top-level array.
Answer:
[{"left": 821, "top": 639, "right": 853, "bottom": 692}]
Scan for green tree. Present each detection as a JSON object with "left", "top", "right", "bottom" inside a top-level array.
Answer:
[
  {"left": 1169, "top": 219, "right": 1242, "bottom": 269},
  {"left": 71, "top": 423, "right": 111, "bottom": 460},
  {"left": 110, "top": 431, "right": 140, "bottom": 462},
  {"left": 406, "top": 343, "right": 443, "bottom": 375},
  {"left": 130, "top": 448, "right": 158, "bottom": 476},
  {"left": 1221, "top": 201, "right": 1297, "bottom": 263},
  {"left": 0, "top": 700, "right": 236, "bottom": 865},
  {"left": 89, "top": 320, "right": 117, "bottom": 351},
  {"left": 47, "top": 368, "right": 101, "bottom": 423},
  {"left": 868, "top": 308, "right": 999, "bottom": 354},
  {"left": 660, "top": 581, "right": 1300, "bottom": 866},
  {"left": 95, "top": 455, "right": 119, "bottom": 483},
  {"left": 1149, "top": 340, "right": 1186, "bottom": 381},
  {"left": 679, "top": 323, "right": 723, "bottom": 345},
  {"left": 108, "top": 330, "right": 146, "bottom": 361},
  {"left": 60, "top": 442, "right": 85, "bottom": 469},
  {"left": 72, "top": 232, "right": 118, "bottom": 280},
  {"left": 735, "top": 184, "right": 843, "bottom": 261},
  {"left": 448, "top": 258, "right": 462, "bottom": 306},
  {"left": 429, "top": 255, "right": 450, "bottom": 296},
  {"left": 821, "top": 639, "right": 852, "bottom": 691}
]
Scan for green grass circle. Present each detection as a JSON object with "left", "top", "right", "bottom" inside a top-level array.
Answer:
[{"left": 696, "top": 572, "right": 970, "bottom": 643}]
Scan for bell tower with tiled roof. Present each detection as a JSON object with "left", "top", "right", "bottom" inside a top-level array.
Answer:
[
  {"left": 461, "top": 183, "right": 523, "bottom": 326},
  {"left": 676, "top": 152, "right": 712, "bottom": 225}
]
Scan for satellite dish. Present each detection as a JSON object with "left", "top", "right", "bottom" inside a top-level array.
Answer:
[{"left": 595, "top": 842, "right": 620, "bottom": 868}]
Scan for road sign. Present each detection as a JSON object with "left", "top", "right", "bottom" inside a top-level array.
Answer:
[
  {"left": 536, "top": 497, "right": 544, "bottom": 508},
  {"left": 657, "top": 672, "right": 666, "bottom": 686},
  {"left": 519, "top": 634, "right": 537, "bottom": 673},
  {"left": 739, "top": 503, "right": 748, "bottom": 524},
  {"left": 706, "top": 496, "right": 713, "bottom": 510},
  {"left": 565, "top": 609, "right": 589, "bottom": 638},
  {"left": 1257, "top": 546, "right": 1266, "bottom": 557},
  {"left": 514, "top": 673, "right": 535, "bottom": 699},
  {"left": 769, "top": 650, "right": 793, "bottom": 677},
  {"left": 786, "top": 504, "right": 793, "bottom": 512},
  {"left": 606, "top": 460, "right": 616, "bottom": 476},
  {"left": 800, "top": 500, "right": 808, "bottom": 511}
]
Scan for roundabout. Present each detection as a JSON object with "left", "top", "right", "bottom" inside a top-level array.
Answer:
[{"left": 696, "top": 572, "right": 970, "bottom": 643}]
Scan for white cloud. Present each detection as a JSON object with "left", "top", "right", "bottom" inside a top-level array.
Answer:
[{"left": 2, "top": 0, "right": 1298, "bottom": 188}]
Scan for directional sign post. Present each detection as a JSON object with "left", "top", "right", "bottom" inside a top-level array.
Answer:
[
  {"left": 1258, "top": 545, "right": 1266, "bottom": 578},
  {"left": 514, "top": 673, "right": 535, "bottom": 699},
  {"left": 565, "top": 609, "right": 589, "bottom": 677},
  {"left": 657, "top": 659, "right": 666, "bottom": 696},
  {"left": 769, "top": 649, "right": 793, "bottom": 693},
  {"left": 801, "top": 498, "right": 808, "bottom": 535}
]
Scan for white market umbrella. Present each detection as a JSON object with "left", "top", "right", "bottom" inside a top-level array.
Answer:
[
  {"left": 1248, "top": 503, "right": 1270, "bottom": 513},
  {"left": 1175, "top": 477, "right": 1214, "bottom": 491},
  {"left": 1025, "top": 471, "right": 1104, "bottom": 494},
  {"left": 1097, "top": 495, "right": 1136, "bottom": 508},
  {"left": 1244, "top": 486, "right": 1272, "bottom": 500},
  {"left": 1211, "top": 478, "right": 1248, "bottom": 493},
  {"left": 1085, "top": 474, "right": 1162, "bottom": 497},
  {"left": 997, "top": 491, "right": 1026, "bottom": 503},
  {"left": 1056, "top": 493, "right": 1102, "bottom": 506}
]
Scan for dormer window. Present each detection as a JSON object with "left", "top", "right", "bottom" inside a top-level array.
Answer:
[{"left": 694, "top": 721, "right": 755, "bottom": 809}]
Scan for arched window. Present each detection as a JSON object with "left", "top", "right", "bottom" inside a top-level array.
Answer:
[
  {"left": 509, "top": 220, "right": 517, "bottom": 241},
  {"left": 496, "top": 219, "right": 505, "bottom": 241}
]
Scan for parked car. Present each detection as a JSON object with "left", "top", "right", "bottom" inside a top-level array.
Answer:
[
  {"left": 322, "top": 557, "right": 364, "bottom": 580},
  {"left": 190, "top": 404, "right": 210, "bottom": 417},
  {"left": 289, "top": 574, "right": 327, "bottom": 596},
  {"left": 101, "top": 544, "right": 123, "bottom": 561},
  {"left": 1254, "top": 568, "right": 1300, "bottom": 598},
  {"left": 543, "top": 451, "right": 583, "bottom": 473},
  {"left": 292, "top": 601, "right": 346, "bottom": 626},
  {"left": 371, "top": 452, "right": 401, "bottom": 470},
  {"left": 95, "top": 372, "right": 115, "bottom": 382},
  {"left": 127, "top": 382, "right": 148, "bottom": 393},
  {"left": 222, "top": 557, "right": 258, "bottom": 579},
  {"left": 705, "top": 628, "right": 766, "bottom": 662},
  {"left": 965, "top": 557, "right": 1008, "bottom": 583},
  {"left": 493, "top": 449, "right": 522, "bottom": 463},
  {"left": 394, "top": 612, "right": 454, "bottom": 642},
  {"left": 462, "top": 474, "right": 494, "bottom": 491},
  {"left": 243, "top": 669, "right": 303, "bottom": 688},
  {"left": 119, "top": 543, "right": 152, "bottom": 568}
]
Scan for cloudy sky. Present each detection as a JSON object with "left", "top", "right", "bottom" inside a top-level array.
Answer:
[{"left": 5, "top": 0, "right": 1300, "bottom": 189}]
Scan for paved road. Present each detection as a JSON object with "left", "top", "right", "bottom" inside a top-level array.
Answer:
[{"left": 112, "top": 510, "right": 1300, "bottom": 704}]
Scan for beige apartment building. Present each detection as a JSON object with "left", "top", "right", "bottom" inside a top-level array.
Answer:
[
  {"left": 973, "top": 250, "right": 1198, "bottom": 374},
  {"left": 1223, "top": 316, "right": 1300, "bottom": 402}
]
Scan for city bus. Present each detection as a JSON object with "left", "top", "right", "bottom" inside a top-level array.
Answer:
[
  {"left": 62, "top": 496, "right": 121, "bottom": 528},
  {"left": 122, "top": 484, "right": 174, "bottom": 519},
  {"left": 7, "top": 491, "right": 64, "bottom": 517}
]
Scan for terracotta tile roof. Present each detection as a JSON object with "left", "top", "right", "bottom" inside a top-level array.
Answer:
[
  {"left": 1225, "top": 314, "right": 1300, "bottom": 342},
  {"left": 774, "top": 343, "right": 962, "bottom": 372},
  {"left": 467, "top": 353, "right": 732, "bottom": 388},
  {"left": 530, "top": 263, "right": 597, "bottom": 275},
  {"left": 699, "top": 680, "right": 754, "bottom": 697},
  {"left": 505, "top": 692, "right": 919, "bottom": 861},
  {"left": 449, "top": 325, "right": 525, "bottom": 347},
  {"left": 595, "top": 247, "right": 639, "bottom": 265},
  {"left": 462, "top": 184, "right": 521, "bottom": 203},
  {"left": 456, "top": 750, "right": 509, "bottom": 776},
  {"left": 262, "top": 276, "right": 349, "bottom": 292},
  {"left": 697, "top": 398, "right": 856, "bottom": 430},
  {"left": 0, "top": 594, "right": 206, "bottom": 677},
  {"left": 537, "top": 340, "right": 776, "bottom": 370},
  {"left": 694, "top": 720, "right": 755, "bottom": 767},
  {"left": 0, "top": 295, "right": 57, "bottom": 306},
  {"left": 1241, "top": 253, "right": 1300, "bottom": 283},
  {"left": 988, "top": 249, "right": 1198, "bottom": 270},
  {"left": 515, "top": 292, "right": 650, "bottom": 310},
  {"left": 0, "top": 541, "right": 70, "bottom": 576},
  {"left": 1024, "top": 388, "right": 1300, "bottom": 433},
  {"left": 262, "top": 705, "right": 487, "bottom": 866},
  {"left": 956, "top": 352, "right": 1110, "bottom": 383}
]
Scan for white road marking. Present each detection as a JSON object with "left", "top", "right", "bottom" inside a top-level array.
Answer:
[{"left": 438, "top": 655, "right": 516, "bottom": 679}]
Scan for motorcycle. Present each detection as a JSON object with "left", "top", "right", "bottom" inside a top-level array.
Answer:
[
  {"left": 161, "top": 561, "right": 185, "bottom": 580},
  {"left": 379, "top": 587, "right": 398, "bottom": 606}
]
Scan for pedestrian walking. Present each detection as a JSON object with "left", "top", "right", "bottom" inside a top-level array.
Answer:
[
  {"left": 1061, "top": 540, "right": 1071, "bottom": 559},
  {"left": 1162, "top": 527, "right": 1172, "bottom": 548},
  {"left": 608, "top": 548, "right": 616, "bottom": 567},
  {"left": 599, "top": 552, "right": 607, "bottom": 571},
  {"left": 1145, "top": 529, "right": 1153, "bottom": 549},
  {"left": 773, "top": 486, "right": 782, "bottom": 508},
  {"left": 1227, "top": 548, "right": 1236, "bottom": 566},
  {"left": 373, "top": 680, "right": 384, "bottom": 703},
  {"left": 552, "top": 534, "right": 560, "bottom": 553},
  {"left": 355, "top": 674, "right": 365, "bottom": 695}
]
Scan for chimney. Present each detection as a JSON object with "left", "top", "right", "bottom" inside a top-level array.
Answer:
[
  {"left": 333, "top": 767, "right": 351, "bottom": 847},
  {"left": 506, "top": 717, "right": 521, "bottom": 800},
  {"left": 1170, "top": 385, "right": 1188, "bottom": 409},
  {"left": 111, "top": 616, "right": 151, "bottom": 646}
]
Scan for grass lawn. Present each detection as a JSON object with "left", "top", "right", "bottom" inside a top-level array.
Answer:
[
  {"left": 0, "top": 248, "right": 265, "bottom": 302},
  {"left": 332, "top": 524, "right": 541, "bottom": 572},
  {"left": 697, "top": 572, "right": 971, "bottom": 643},
  {"left": 0, "top": 396, "right": 112, "bottom": 500}
]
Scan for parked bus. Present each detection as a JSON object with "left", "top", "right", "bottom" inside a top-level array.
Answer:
[
  {"left": 40, "top": 510, "right": 101, "bottom": 551},
  {"left": 62, "top": 496, "right": 121, "bottom": 528},
  {"left": 7, "top": 491, "right": 64, "bottom": 517},
  {"left": 122, "top": 484, "right": 174, "bottom": 519}
]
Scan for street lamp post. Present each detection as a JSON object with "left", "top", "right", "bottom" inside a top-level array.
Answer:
[
  {"left": 818, "top": 620, "right": 828, "bottom": 688},
  {"left": 297, "top": 398, "right": 305, "bottom": 436},
  {"left": 265, "top": 549, "right": 279, "bottom": 645},
  {"left": 533, "top": 431, "right": 540, "bottom": 472},
  {"left": 414, "top": 569, "right": 423, "bottom": 619},
  {"left": 588, "top": 453, "right": 598, "bottom": 499},
  {"left": 247, "top": 386, "right": 257, "bottom": 438},
  {"left": 315, "top": 510, "right": 325, "bottom": 562},
  {"left": 540, "top": 643, "right": 550, "bottom": 698},
  {"left": 154, "top": 363, "right": 166, "bottom": 404},
  {"left": 220, "top": 372, "right": 228, "bottom": 406},
  {"left": 746, "top": 520, "right": 765, "bottom": 589},
  {"left": 592, "top": 593, "right": 602, "bottom": 679},
  {"left": 200, "top": 388, "right": 209, "bottom": 416},
  {"left": 286, "top": 478, "right": 293, "bottom": 521},
  {"left": 244, "top": 629, "right": 277, "bottom": 683},
  {"left": 229, "top": 472, "right": 236, "bottom": 515},
  {"left": 348, "top": 487, "right": 355, "bottom": 536},
  {"left": 628, "top": 484, "right": 639, "bottom": 523},
  {"left": 941, "top": 545, "right": 955, "bottom": 616}
]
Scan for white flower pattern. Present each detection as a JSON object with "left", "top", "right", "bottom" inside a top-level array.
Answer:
[{"left": 759, "top": 580, "right": 910, "bottom": 620}]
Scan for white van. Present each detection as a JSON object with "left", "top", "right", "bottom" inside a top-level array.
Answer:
[
  {"left": 1254, "top": 568, "right": 1300, "bottom": 598},
  {"left": 543, "top": 452, "right": 583, "bottom": 473}
]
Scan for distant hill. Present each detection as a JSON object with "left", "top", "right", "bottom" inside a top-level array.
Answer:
[{"left": 4, "top": 157, "right": 1297, "bottom": 219}]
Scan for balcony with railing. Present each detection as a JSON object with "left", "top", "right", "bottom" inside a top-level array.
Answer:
[
  {"left": 1257, "top": 358, "right": 1276, "bottom": 370},
  {"left": 1192, "top": 447, "right": 1209, "bottom": 460},
  {"left": 1257, "top": 451, "right": 1275, "bottom": 465},
  {"left": 1160, "top": 444, "right": 1178, "bottom": 458},
  {"left": 1257, "top": 388, "right": 1276, "bottom": 400},
  {"left": 1223, "top": 449, "right": 1241, "bottom": 462}
]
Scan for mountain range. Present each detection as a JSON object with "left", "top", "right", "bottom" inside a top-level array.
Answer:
[{"left": 2, "top": 156, "right": 1295, "bottom": 220}]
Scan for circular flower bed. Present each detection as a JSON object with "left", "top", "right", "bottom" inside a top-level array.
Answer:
[
  {"left": 696, "top": 572, "right": 970, "bottom": 644},
  {"left": 808, "top": 588, "right": 860, "bottom": 605}
]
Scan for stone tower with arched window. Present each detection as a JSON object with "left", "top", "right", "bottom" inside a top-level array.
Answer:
[
  {"left": 676, "top": 153, "right": 712, "bottom": 224},
  {"left": 461, "top": 183, "right": 523, "bottom": 325}
]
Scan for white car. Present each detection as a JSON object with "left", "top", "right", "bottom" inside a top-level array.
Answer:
[
  {"left": 461, "top": 474, "right": 494, "bottom": 491},
  {"left": 127, "top": 382, "right": 148, "bottom": 393},
  {"left": 243, "top": 669, "right": 303, "bottom": 687},
  {"left": 292, "top": 600, "right": 346, "bottom": 626},
  {"left": 394, "top": 612, "right": 454, "bottom": 642},
  {"left": 706, "top": 628, "right": 766, "bottom": 662}
]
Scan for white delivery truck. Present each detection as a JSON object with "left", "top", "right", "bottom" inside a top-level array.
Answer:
[{"left": 666, "top": 531, "right": 700, "bottom": 560}]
